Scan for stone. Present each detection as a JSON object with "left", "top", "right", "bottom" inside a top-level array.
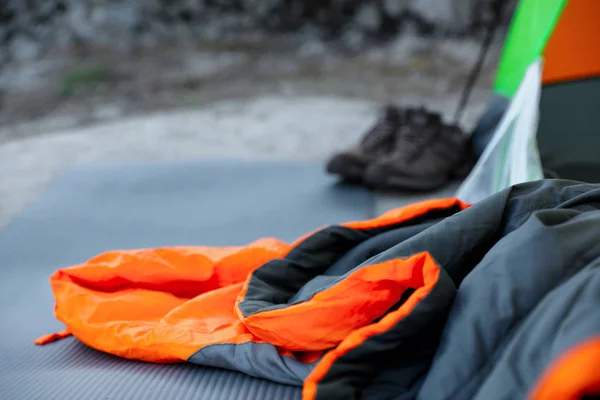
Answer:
[
  {"left": 91, "top": 3, "right": 144, "bottom": 31},
  {"left": 354, "top": 2, "right": 381, "bottom": 31},
  {"left": 183, "top": 52, "right": 248, "bottom": 78},
  {"left": 53, "top": 21, "right": 75, "bottom": 49},
  {"left": 37, "top": 1, "right": 60, "bottom": 16},
  {"left": 0, "top": 0, "right": 500, "bottom": 69},
  {"left": 298, "top": 40, "right": 327, "bottom": 58},
  {"left": 9, "top": 34, "right": 42, "bottom": 61},
  {"left": 66, "top": 3, "right": 96, "bottom": 43},
  {"left": 341, "top": 29, "right": 366, "bottom": 52},
  {"left": 243, "top": 0, "right": 280, "bottom": 20},
  {"left": 408, "top": 0, "right": 478, "bottom": 33},
  {"left": 182, "top": 0, "right": 205, "bottom": 13},
  {"left": 0, "top": 48, "right": 8, "bottom": 67},
  {"left": 382, "top": 0, "right": 410, "bottom": 18}
]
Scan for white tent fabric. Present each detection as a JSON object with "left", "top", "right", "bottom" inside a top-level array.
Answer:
[{"left": 457, "top": 61, "right": 544, "bottom": 204}]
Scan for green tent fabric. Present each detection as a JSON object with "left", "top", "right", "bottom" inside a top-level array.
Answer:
[
  {"left": 493, "top": 0, "right": 567, "bottom": 98},
  {"left": 473, "top": 0, "right": 600, "bottom": 185},
  {"left": 471, "top": 0, "right": 567, "bottom": 156}
]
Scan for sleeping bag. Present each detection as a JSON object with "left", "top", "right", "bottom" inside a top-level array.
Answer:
[{"left": 37, "top": 179, "right": 600, "bottom": 400}]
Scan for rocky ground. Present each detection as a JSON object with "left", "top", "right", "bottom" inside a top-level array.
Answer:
[
  {"left": 0, "top": 32, "right": 501, "bottom": 229},
  {"left": 0, "top": 34, "right": 499, "bottom": 139},
  {"left": 0, "top": 0, "right": 514, "bottom": 136}
]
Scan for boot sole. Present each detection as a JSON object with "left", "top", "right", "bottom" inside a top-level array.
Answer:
[
  {"left": 326, "top": 162, "right": 365, "bottom": 182},
  {"left": 369, "top": 169, "right": 471, "bottom": 192}
]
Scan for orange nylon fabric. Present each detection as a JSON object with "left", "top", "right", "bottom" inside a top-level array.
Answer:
[
  {"left": 33, "top": 330, "right": 72, "bottom": 345},
  {"left": 281, "top": 198, "right": 468, "bottom": 250},
  {"left": 529, "top": 336, "right": 600, "bottom": 400},
  {"left": 542, "top": 0, "right": 600, "bottom": 84},
  {"left": 238, "top": 256, "right": 431, "bottom": 351},
  {"left": 40, "top": 198, "right": 465, "bottom": 382},
  {"left": 302, "top": 252, "right": 441, "bottom": 400},
  {"left": 48, "top": 239, "right": 290, "bottom": 362},
  {"left": 342, "top": 198, "right": 468, "bottom": 230},
  {"left": 231, "top": 197, "right": 468, "bottom": 349}
]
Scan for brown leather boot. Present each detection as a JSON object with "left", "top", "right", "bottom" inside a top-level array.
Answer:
[
  {"left": 325, "top": 105, "right": 403, "bottom": 182},
  {"left": 364, "top": 108, "right": 473, "bottom": 191}
]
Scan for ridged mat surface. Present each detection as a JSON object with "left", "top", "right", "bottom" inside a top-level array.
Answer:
[{"left": 0, "top": 160, "right": 374, "bottom": 400}]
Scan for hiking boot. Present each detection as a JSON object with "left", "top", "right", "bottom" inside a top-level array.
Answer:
[
  {"left": 325, "top": 104, "right": 403, "bottom": 182},
  {"left": 364, "top": 109, "right": 473, "bottom": 191}
]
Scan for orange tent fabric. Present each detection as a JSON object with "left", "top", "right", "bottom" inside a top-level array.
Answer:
[{"left": 542, "top": 0, "right": 600, "bottom": 84}]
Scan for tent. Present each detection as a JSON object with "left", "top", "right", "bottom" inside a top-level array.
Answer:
[{"left": 471, "top": 0, "right": 600, "bottom": 183}]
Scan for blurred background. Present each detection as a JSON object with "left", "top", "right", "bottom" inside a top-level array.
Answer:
[{"left": 0, "top": 0, "right": 515, "bottom": 227}]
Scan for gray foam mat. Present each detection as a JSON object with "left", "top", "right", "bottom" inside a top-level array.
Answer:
[{"left": 0, "top": 160, "right": 374, "bottom": 400}]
